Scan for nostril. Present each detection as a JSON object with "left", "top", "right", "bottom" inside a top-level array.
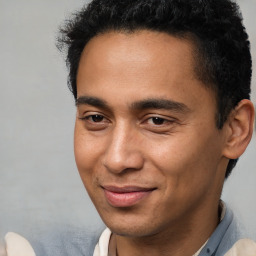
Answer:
[
  {"left": 102, "top": 151, "right": 144, "bottom": 174},
  {"left": 102, "top": 129, "right": 144, "bottom": 173}
]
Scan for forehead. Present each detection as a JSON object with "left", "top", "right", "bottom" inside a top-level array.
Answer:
[
  {"left": 79, "top": 30, "right": 197, "bottom": 81},
  {"left": 76, "top": 30, "right": 216, "bottom": 112}
]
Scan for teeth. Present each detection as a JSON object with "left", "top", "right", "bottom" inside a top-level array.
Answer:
[{"left": 4, "top": 232, "right": 36, "bottom": 256}]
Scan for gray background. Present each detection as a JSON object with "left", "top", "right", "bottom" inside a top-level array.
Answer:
[{"left": 0, "top": 0, "right": 256, "bottom": 242}]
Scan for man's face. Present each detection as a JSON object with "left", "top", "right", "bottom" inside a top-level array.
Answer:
[{"left": 75, "top": 31, "right": 228, "bottom": 237}]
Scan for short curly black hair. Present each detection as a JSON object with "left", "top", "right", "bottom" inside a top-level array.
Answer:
[{"left": 57, "top": 0, "right": 252, "bottom": 178}]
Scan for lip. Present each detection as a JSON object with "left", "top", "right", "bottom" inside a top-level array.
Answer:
[{"left": 102, "top": 186, "right": 155, "bottom": 207}]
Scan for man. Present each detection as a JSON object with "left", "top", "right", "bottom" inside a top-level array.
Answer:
[{"left": 33, "top": 0, "right": 256, "bottom": 255}]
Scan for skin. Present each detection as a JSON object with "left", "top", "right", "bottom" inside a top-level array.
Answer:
[{"left": 74, "top": 30, "right": 254, "bottom": 256}]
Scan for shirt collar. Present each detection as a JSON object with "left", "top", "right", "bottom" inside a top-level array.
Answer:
[
  {"left": 198, "top": 201, "right": 233, "bottom": 256},
  {"left": 94, "top": 201, "right": 231, "bottom": 256}
]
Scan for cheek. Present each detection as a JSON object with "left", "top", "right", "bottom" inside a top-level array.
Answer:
[
  {"left": 74, "top": 125, "right": 99, "bottom": 177},
  {"left": 145, "top": 136, "right": 220, "bottom": 220},
  {"left": 148, "top": 131, "right": 221, "bottom": 190},
  {"left": 74, "top": 129, "right": 103, "bottom": 205}
]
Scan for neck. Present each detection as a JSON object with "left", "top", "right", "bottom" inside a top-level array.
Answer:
[{"left": 109, "top": 201, "right": 220, "bottom": 256}]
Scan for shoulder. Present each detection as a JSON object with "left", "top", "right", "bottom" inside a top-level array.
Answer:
[
  {"left": 28, "top": 225, "right": 104, "bottom": 256},
  {"left": 224, "top": 239, "right": 256, "bottom": 256},
  {"left": 216, "top": 204, "right": 254, "bottom": 255},
  {"left": 198, "top": 202, "right": 254, "bottom": 256}
]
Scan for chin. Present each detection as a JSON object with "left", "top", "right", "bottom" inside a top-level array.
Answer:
[
  {"left": 101, "top": 212, "right": 162, "bottom": 238},
  {"left": 109, "top": 225, "right": 156, "bottom": 238}
]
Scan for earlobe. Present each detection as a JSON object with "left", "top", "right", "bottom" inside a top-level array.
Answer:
[{"left": 222, "top": 99, "right": 255, "bottom": 159}]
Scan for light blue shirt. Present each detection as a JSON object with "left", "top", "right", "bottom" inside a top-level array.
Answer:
[
  {"left": 199, "top": 204, "right": 243, "bottom": 256},
  {"left": 30, "top": 203, "right": 245, "bottom": 256}
]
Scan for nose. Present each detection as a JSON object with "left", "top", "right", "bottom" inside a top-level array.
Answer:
[{"left": 102, "top": 123, "right": 144, "bottom": 174}]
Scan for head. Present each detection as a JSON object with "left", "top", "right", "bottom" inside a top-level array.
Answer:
[
  {"left": 57, "top": 0, "right": 254, "bottom": 239},
  {"left": 58, "top": 0, "right": 252, "bottom": 178}
]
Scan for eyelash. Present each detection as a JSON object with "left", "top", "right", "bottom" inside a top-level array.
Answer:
[
  {"left": 146, "top": 116, "right": 172, "bottom": 126},
  {"left": 78, "top": 114, "right": 108, "bottom": 123},
  {"left": 79, "top": 113, "right": 175, "bottom": 131},
  {"left": 84, "top": 114, "right": 105, "bottom": 123}
]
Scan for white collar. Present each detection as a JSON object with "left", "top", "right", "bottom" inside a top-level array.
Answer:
[
  {"left": 93, "top": 228, "right": 207, "bottom": 256},
  {"left": 93, "top": 202, "right": 226, "bottom": 256}
]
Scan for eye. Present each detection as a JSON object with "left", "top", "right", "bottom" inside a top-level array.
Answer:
[
  {"left": 141, "top": 115, "right": 177, "bottom": 133},
  {"left": 86, "top": 114, "right": 104, "bottom": 123},
  {"left": 78, "top": 113, "right": 110, "bottom": 131},
  {"left": 147, "top": 116, "right": 171, "bottom": 126},
  {"left": 149, "top": 117, "right": 166, "bottom": 125}
]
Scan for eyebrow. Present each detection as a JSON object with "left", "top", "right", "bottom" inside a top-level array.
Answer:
[
  {"left": 76, "top": 96, "right": 190, "bottom": 113},
  {"left": 76, "top": 96, "right": 110, "bottom": 110},
  {"left": 131, "top": 98, "right": 191, "bottom": 113}
]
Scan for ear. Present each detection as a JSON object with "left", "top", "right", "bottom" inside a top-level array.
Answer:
[{"left": 222, "top": 99, "right": 255, "bottom": 159}]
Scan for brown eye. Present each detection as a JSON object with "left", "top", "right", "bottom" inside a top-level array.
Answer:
[
  {"left": 151, "top": 117, "right": 165, "bottom": 125},
  {"left": 88, "top": 115, "right": 104, "bottom": 122}
]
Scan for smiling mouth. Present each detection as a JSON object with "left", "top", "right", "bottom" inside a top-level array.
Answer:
[{"left": 102, "top": 186, "right": 156, "bottom": 207}]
